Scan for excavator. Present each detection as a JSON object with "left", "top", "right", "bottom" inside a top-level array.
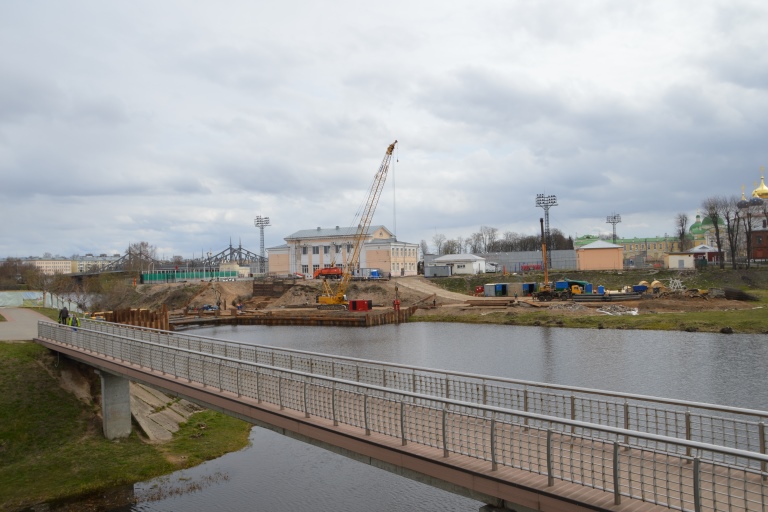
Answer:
[{"left": 317, "top": 140, "right": 398, "bottom": 310}]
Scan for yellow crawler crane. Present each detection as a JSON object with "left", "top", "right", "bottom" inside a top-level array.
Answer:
[{"left": 317, "top": 140, "right": 398, "bottom": 309}]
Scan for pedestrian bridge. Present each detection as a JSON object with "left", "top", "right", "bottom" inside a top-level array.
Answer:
[{"left": 36, "top": 321, "right": 768, "bottom": 512}]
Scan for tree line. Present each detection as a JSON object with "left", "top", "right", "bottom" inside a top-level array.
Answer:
[
  {"left": 675, "top": 195, "right": 768, "bottom": 270},
  {"left": 422, "top": 226, "right": 574, "bottom": 256}
]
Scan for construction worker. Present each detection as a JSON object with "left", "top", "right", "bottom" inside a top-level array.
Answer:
[{"left": 66, "top": 314, "right": 81, "bottom": 328}]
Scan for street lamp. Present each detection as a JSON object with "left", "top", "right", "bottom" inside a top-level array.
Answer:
[
  {"left": 535, "top": 193, "right": 558, "bottom": 268},
  {"left": 254, "top": 215, "right": 271, "bottom": 274}
]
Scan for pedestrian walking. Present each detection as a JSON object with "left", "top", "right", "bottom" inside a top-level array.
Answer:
[{"left": 58, "top": 307, "right": 69, "bottom": 324}]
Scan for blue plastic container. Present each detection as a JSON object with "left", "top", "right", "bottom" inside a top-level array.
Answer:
[{"left": 597, "top": 285, "right": 605, "bottom": 294}]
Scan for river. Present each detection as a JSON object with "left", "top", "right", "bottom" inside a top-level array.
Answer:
[{"left": 120, "top": 323, "right": 768, "bottom": 511}]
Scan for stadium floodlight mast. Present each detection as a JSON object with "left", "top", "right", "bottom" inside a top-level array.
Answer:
[
  {"left": 606, "top": 213, "right": 621, "bottom": 244},
  {"left": 535, "top": 193, "right": 558, "bottom": 267},
  {"left": 254, "top": 215, "right": 271, "bottom": 274}
]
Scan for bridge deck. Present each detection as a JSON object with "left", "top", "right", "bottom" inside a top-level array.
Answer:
[{"left": 35, "top": 322, "right": 768, "bottom": 512}]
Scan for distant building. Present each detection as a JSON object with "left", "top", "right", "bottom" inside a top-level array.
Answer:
[
  {"left": 431, "top": 254, "right": 486, "bottom": 275},
  {"left": 267, "top": 225, "right": 419, "bottom": 277},
  {"left": 575, "top": 240, "right": 623, "bottom": 270}
]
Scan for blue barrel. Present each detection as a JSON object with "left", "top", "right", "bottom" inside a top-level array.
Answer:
[
  {"left": 585, "top": 283, "right": 593, "bottom": 293},
  {"left": 597, "top": 285, "right": 605, "bottom": 294}
]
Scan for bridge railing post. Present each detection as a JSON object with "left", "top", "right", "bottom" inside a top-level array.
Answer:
[
  {"left": 332, "top": 383, "right": 338, "bottom": 426},
  {"left": 278, "top": 375, "right": 284, "bottom": 410},
  {"left": 303, "top": 380, "right": 309, "bottom": 418},
  {"left": 400, "top": 402, "right": 406, "bottom": 446},
  {"left": 693, "top": 457, "right": 701, "bottom": 512},
  {"left": 546, "top": 428, "right": 554, "bottom": 486},
  {"left": 442, "top": 407, "right": 448, "bottom": 457},
  {"left": 612, "top": 441, "right": 621, "bottom": 505},
  {"left": 364, "top": 394, "right": 370, "bottom": 435},
  {"left": 760, "top": 421, "right": 766, "bottom": 478},
  {"left": 685, "top": 410, "right": 692, "bottom": 457},
  {"left": 490, "top": 416, "right": 497, "bottom": 471}
]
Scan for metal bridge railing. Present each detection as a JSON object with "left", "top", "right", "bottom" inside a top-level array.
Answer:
[
  {"left": 39, "top": 322, "right": 768, "bottom": 512},
  {"left": 76, "top": 319, "right": 768, "bottom": 465}
]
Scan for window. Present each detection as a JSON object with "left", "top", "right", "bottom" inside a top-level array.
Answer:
[
  {"left": 336, "top": 245, "right": 341, "bottom": 253},
  {"left": 324, "top": 246, "right": 330, "bottom": 254},
  {"left": 312, "top": 246, "right": 319, "bottom": 255},
  {"left": 302, "top": 246, "right": 307, "bottom": 255},
  {"left": 302, "top": 265, "right": 308, "bottom": 273},
  {"left": 759, "top": 236, "right": 764, "bottom": 246},
  {"left": 457, "top": 264, "right": 465, "bottom": 268},
  {"left": 312, "top": 265, "right": 319, "bottom": 272}
]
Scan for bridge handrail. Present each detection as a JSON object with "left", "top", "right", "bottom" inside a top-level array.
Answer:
[
  {"left": 38, "top": 322, "right": 768, "bottom": 512},
  {"left": 75, "top": 319, "right": 768, "bottom": 457}
]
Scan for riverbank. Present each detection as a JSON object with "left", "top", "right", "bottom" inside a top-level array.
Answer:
[{"left": 0, "top": 338, "right": 252, "bottom": 511}]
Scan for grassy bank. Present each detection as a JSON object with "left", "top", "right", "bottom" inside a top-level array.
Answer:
[
  {"left": 415, "top": 269, "right": 768, "bottom": 333},
  {"left": 412, "top": 305, "right": 768, "bottom": 333},
  {"left": 0, "top": 342, "right": 252, "bottom": 511}
]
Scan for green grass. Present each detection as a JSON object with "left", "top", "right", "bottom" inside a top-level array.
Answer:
[{"left": 0, "top": 342, "right": 252, "bottom": 511}]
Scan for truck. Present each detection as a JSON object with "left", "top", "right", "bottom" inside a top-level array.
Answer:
[{"left": 313, "top": 267, "right": 342, "bottom": 279}]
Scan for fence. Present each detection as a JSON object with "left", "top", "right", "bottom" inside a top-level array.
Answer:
[{"left": 39, "top": 322, "right": 768, "bottom": 512}]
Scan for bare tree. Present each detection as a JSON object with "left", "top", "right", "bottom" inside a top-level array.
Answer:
[
  {"left": 701, "top": 196, "right": 727, "bottom": 269},
  {"left": 23, "top": 267, "right": 58, "bottom": 308},
  {"left": 739, "top": 199, "right": 763, "bottom": 268},
  {"left": 442, "top": 239, "right": 461, "bottom": 254},
  {"left": 419, "top": 240, "right": 430, "bottom": 255},
  {"left": 675, "top": 213, "right": 689, "bottom": 252},
  {"left": 723, "top": 196, "right": 742, "bottom": 269},
  {"left": 432, "top": 233, "right": 446, "bottom": 255},
  {"left": 467, "top": 232, "right": 483, "bottom": 253}
]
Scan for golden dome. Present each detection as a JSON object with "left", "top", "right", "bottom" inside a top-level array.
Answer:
[{"left": 752, "top": 167, "right": 768, "bottom": 199}]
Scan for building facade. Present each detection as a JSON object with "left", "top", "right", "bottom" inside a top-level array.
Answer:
[
  {"left": 575, "top": 240, "right": 623, "bottom": 270},
  {"left": 267, "top": 225, "right": 419, "bottom": 277}
]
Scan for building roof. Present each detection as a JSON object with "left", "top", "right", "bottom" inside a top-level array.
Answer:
[
  {"left": 688, "top": 244, "right": 718, "bottom": 253},
  {"left": 753, "top": 174, "right": 768, "bottom": 199},
  {"left": 433, "top": 254, "right": 485, "bottom": 263},
  {"left": 285, "top": 225, "right": 390, "bottom": 240},
  {"left": 577, "top": 240, "right": 623, "bottom": 250}
]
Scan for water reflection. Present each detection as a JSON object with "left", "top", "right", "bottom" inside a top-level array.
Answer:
[{"left": 123, "top": 324, "right": 768, "bottom": 511}]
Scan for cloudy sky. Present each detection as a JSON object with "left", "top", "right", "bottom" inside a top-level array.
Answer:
[{"left": 2, "top": 1, "right": 767, "bottom": 259}]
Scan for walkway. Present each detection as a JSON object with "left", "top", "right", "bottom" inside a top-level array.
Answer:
[
  {"left": 0, "top": 307, "right": 51, "bottom": 341},
  {"left": 35, "top": 320, "right": 768, "bottom": 512}
]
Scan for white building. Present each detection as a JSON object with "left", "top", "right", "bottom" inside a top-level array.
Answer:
[
  {"left": 267, "top": 225, "right": 419, "bottom": 277},
  {"left": 431, "top": 254, "right": 486, "bottom": 275}
]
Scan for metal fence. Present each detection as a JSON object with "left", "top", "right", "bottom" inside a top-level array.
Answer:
[
  {"left": 78, "top": 319, "right": 768, "bottom": 465},
  {"left": 39, "top": 322, "right": 768, "bottom": 512}
]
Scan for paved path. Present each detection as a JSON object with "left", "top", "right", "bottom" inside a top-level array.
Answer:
[{"left": 0, "top": 307, "right": 52, "bottom": 341}]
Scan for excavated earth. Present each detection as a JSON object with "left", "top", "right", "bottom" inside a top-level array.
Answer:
[{"left": 142, "top": 276, "right": 755, "bottom": 318}]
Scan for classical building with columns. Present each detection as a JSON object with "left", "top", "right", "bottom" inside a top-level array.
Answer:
[{"left": 267, "top": 225, "right": 419, "bottom": 278}]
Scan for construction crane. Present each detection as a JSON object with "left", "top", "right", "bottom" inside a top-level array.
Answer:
[
  {"left": 533, "top": 217, "right": 554, "bottom": 301},
  {"left": 317, "top": 140, "right": 398, "bottom": 309}
]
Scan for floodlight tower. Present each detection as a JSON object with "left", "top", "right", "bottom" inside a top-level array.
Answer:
[
  {"left": 254, "top": 215, "right": 271, "bottom": 274},
  {"left": 606, "top": 213, "right": 621, "bottom": 244},
  {"left": 535, "top": 193, "right": 558, "bottom": 267}
]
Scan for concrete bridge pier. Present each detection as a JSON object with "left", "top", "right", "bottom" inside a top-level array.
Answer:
[{"left": 96, "top": 370, "right": 132, "bottom": 439}]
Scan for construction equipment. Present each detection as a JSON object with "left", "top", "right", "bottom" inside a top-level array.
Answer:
[
  {"left": 317, "top": 140, "right": 398, "bottom": 309},
  {"left": 532, "top": 218, "right": 555, "bottom": 301},
  {"left": 313, "top": 267, "right": 342, "bottom": 279}
]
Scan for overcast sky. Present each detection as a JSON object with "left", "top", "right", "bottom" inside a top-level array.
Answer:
[{"left": 2, "top": 1, "right": 767, "bottom": 259}]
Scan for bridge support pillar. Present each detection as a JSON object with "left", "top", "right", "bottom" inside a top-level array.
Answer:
[{"left": 97, "top": 370, "right": 132, "bottom": 439}]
